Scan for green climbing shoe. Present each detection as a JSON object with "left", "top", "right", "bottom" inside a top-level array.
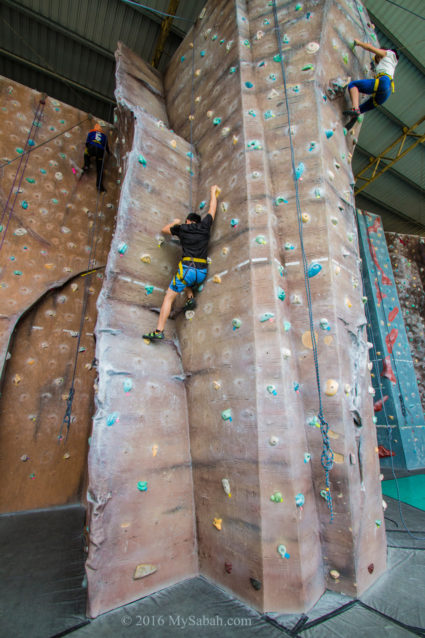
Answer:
[{"left": 143, "top": 330, "right": 164, "bottom": 341}]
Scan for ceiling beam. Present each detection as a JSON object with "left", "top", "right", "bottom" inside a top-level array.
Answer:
[
  {"left": 356, "top": 191, "right": 425, "bottom": 233},
  {"left": 354, "top": 115, "right": 425, "bottom": 195},
  {"left": 151, "top": 0, "right": 180, "bottom": 68},
  {"left": 0, "top": 47, "right": 116, "bottom": 107},
  {"left": 2, "top": 0, "right": 115, "bottom": 61}
]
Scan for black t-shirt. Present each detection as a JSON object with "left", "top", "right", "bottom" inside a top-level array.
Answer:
[{"left": 170, "top": 214, "right": 213, "bottom": 263}]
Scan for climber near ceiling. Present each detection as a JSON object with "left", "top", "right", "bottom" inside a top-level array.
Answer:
[
  {"left": 344, "top": 39, "right": 399, "bottom": 127},
  {"left": 82, "top": 122, "right": 110, "bottom": 192},
  {"left": 143, "top": 185, "right": 220, "bottom": 341}
]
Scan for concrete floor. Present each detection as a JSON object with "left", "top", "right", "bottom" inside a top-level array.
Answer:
[{"left": 1, "top": 495, "right": 424, "bottom": 638}]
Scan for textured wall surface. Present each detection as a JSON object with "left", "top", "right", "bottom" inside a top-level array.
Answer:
[
  {"left": 85, "top": 43, "right": 198, "bottom": 619},
  {"left": 385, "top": 232, "right": 425, "bottom": 413},
  {"left": 358, "top": 212, "right": 425, "bottom": 469},
  {"left": 0, "top": 77, "right": 118, "bottom": 511},
  {"left": 87, "top": 0, "right": 387, "bottom": 618}
]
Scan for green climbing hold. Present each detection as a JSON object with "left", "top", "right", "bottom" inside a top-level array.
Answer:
[
  {"left": 273, "top": 54, "right": 281, "bottom": 62},
  {"left": 213, "top": 117, "right": 222, "bottom": 126},
  {"left": 138, "top": 154, "right": 147, "bottom": 166},
  {"left": 26, "top": 178, "right": 35, "bottom": 184},
  {"left": 301, "top": 64, "right": 314, "bottom": 71},
  {"left": 16, "top": 147, "right": 24, "bottom": 154},
  {"left": 255, "top": 235, "right": 267, "bottom": 245},
  {"left": 137, "top": 481, "right": 148, "bottom": 491},
  {"left": 221, "top": 409, "right": 233, "bottom": 422},
  {"left": 14, "top": 270, "right": 23, "bottom": 276},
  {"left": 270, "top": 492, "right": 283, "bottom": 502},
  {"left": 277, "top": 287, "right": 286, "bottom": 301}
]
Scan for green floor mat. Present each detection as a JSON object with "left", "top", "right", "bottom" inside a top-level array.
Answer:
[{"left": 382, "top": 474, "right": 425, "bottom": 511}]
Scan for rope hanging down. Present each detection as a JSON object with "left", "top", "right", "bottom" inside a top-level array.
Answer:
[
  {"left": 59, "top": 144, "right": 109, "bottom": 443},
  {"left": 271, "top": 1, "right": 334, "bottom": 520},
  {"left": 0, "top": 95, "right": 46, "bottom": 255}
]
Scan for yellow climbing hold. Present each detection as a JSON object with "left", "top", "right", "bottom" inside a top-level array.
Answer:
[
  {"left": 325, "top": 379, "right": 339, "bottom": 396},
  {"left": 141, "top": 254, "right": 151, "bottom": 263},
  {"left": 302, "top": 331, "right": 318, "bottom": 349},
  {"left": 170, "top": 139, "right": 177, "bottom": 148},
  {"left": 12, "top": 374, "right": 22, "bottom": 385},
  {"left": 213, "top": 517, "right": 222, "bottom": 530},
  {"left": 213, "top": 274, "right": 222, "bottom": 284},
  {"left": 345, "top": 297, "right": 352, "bottom": 308},
  {"left": 324, "top": 335, "right": 333, "bottom": 346},
  {"left": 152, "top": 444, "right": 159, "bottom": 457}
]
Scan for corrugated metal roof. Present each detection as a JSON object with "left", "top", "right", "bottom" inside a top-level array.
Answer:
[{"left": 0, "top": 0, "right": 423, "bottom": 233}]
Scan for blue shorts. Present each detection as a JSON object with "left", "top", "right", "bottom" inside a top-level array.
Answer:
[
  {"left": 348, "top": 76, "right": 392, "bottom": 113},
  {"left": 169, "top": 263, "right": 207, "bottom": 293}
]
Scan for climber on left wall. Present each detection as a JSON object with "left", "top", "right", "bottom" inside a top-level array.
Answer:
[
  {"left": 143, "top": 185, "right": 220, "bottom": 342},
  {"left": 83, "top": 122, "right": 110, "bottom": 192}
]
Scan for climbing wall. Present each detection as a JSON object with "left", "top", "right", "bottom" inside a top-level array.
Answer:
[
  {"left": 0, "top": 76, "right": 119, "bottom": 511},
  {"left": 358, "top": 212, "right": 425, "bottom": 469},
  {"left": 164, "top": 0, "right": 384, "bottom": 611},
  {"left": 86, "top": 0, "right": 387, "bottom": 618},
  {"left": 385, "top": 232, "right": 425, "bottom": 413},
  {"left": 85, "top": 43, "right": 198, "bottom": 618}
]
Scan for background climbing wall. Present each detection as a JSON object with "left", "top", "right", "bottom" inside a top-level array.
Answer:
[
  {"left": 0, "top": 76, "right": 119, "bottom": 511},
  {"left": 358, "top": 211, "right": 425, "bottom": 470},
  {"left": 385, "top": 232, "right": 425, "bottom": 412},
  {"left": 164, "top": 0, "right": 386, "bottom": 610},
  {"left": 86, "top": 43, "right": 197, "bottom": 618}
]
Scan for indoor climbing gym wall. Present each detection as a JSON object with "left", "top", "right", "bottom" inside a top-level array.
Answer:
[
  {"left": 85, "top": 43, "right": 198, "bottom": 618},
  {"left": 163, "top": 0, "right": 386, "bottom": 612},
  {"left": 86, "top": 0, "right": 388, "bottom": 618},
  {"left": 385, "top": 232, "right": 425, "bottom": 414},
  {"left": 0, "top": 76, "right": 119, "bottom": 512},
  {"left": 358, "top": 211, "right": 425, "bottom": 470}
]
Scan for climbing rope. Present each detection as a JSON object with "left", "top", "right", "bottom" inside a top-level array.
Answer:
[
  {"left": 271, "top": 1, "right": 334, "bottom": 520},
  {"left": 0, "top": 95, "right": 46, "bottom": 254},
  {"left": 59, "top": 112, "right": 112, "bottom": 442},
  {"left": 357, "top": 212, "right": 425, "bottom": 542},
  {"left": 188, "top": 28, "right": 196, "bottom": 213}
]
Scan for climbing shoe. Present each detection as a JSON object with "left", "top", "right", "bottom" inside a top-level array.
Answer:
[
  {"left": 343, "top": 108, "right": 360, "bottom": 117},
  {"left": 143, "top": 330, "right": 164, "bottom": 341},
  {"left": 184, "top": 298, "right": 197, "bottom": 311}
]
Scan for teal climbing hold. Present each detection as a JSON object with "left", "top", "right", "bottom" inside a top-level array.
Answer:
[
  {"left": 138, "top": 154, "right": 147, "bottom": 166},
  {"left": 21, "top": 201, "right": 28, "bottom": 209},
  {"left": 295, "top": 494, "right": 305, "bottom": 507},
  {"left": 295, "top": 3, "right": 303, "bottom": 9},
  {"left": 221, "top": 409, "right": 233, "bottom": 422},
  {"left": 213, "top": 117, "right": 222, "bottom": 126},
  {"left": 123, "top": 378, "right": 133, "bottom": 393},
  {"left": 255, "top": 235, "right": 266, "bottom": 245},
  {"left": 26, "top": 178, "right": 35, "bottom": 184},
  {"left": 273, "top": 54, "right": 281, "bottom": 62},
  {"left": 260, "top": 312, "right": 274, "bottom": 322},
  {"left": 245, "top": 81, "right": 254, "bottom": 89},
  {"left": 186, "top": 151, "right": 194, "bottom": 158},
  {"left": 199, "top": 200, "right": 206, "bottom": 209},
  {"left": 118, "top": 242, "right": 128, "bottom": 254},
  {"left": 277, "top": 545, "right": 290, "bottom": 559},
  {"left": 284, "top": 242, "right": 295, "bottom": 250},
  {"left": 247, "top": 140, "right": 262, "bottom": 150},
  {"left": 14, "top": 270, "right": 23, "bottom": 276},
  {"left": 243, "top": 39, "right": 250, "bottom": 47},
  {"left": 264, "top": 110, "right": 275, "bottom": 120},
  {"left": 52, "top": 198, "right": 58, "bottom": 204},
  {"left": 248, "top": 109, "right": 257, "bottom": 117},
  {"left": 106, "top": 413, "right": 119, "bottom": 426},
  {"left": 308, "top": 262, "right": 322, "bottom": 277},
  {"left": 284, "top": 321, "right": 291, "bottom": 331},
  {"left": 325, "top": 130, "right": 334, "bottom": 139},
  {"left": 269, "top": 74, "right": 277, "bottom": 82},
  {"left": 181, "top": 56, "right": 185, "bottom": 62},
  {"left": 229, "top": 66, "right": 237, "bottom": 74},
  {"left": 28, "top": 139, "right": 35, "bottom": 147},
  {"left": 230, "top": 218, "right": 239, "bottom": 227},
  {"left": 145, "top": 285, "right": 154, "bottom": 295},
  {"left": 137, "top": 481, "right": 148, "bottom": 491},
  {"left": 275, "top": 196, "right": 288, "bottom": 205},
  {"left": 295, "top": 162, "right": 305, "bottom": 180},
  {"left": 16, "top": 147, "right": 24, "bottom": 154},
  {"left": 200, "top": 50, "right": 206, "bottom": 57},
  {"left": 232, "top": 318, "right": 242, "bottom": 330},
  {"left": 277, "top": 287, "right": 286, "bottom": 301},
  {"left": 267, "top": 385, "right": 278, "bottom": 396}
]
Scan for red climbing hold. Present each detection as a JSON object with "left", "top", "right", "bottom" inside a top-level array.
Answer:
[
  {"left": 385, "top": 328, "right": 398, "bottom": 354},
  {"left": 369, "top": 241, "right": 392, "bottom": 285},
  {"left": 381, "top": 355, "right": 396, "bottom": 384},
  {"left": 378, "top": 445, "right": 395, "bottom": 458},
  {"left": 367, "top": 218, "right": 381, "bottom": 234},
  {"left": 374, "top": 395, "right": 389, "bottom": 412},
  {"left": 374, "top": 279, "right": 386, "bottom": 302},
  {"left": 388, "top": 307, "right": 399, "bottom": 322}
]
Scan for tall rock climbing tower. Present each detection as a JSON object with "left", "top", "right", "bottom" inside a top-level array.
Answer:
[{"left": 87, "top": 0, "right": 386, "bottom": 617}]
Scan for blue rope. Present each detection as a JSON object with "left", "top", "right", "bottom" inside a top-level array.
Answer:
[
  {"left": 271, "top": 1, "right": 334, "bottom": 521},
  {"left": 120, "top": 0, "right": 195, "bottom": 22}
]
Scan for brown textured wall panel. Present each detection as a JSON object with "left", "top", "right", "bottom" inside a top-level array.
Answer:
[
  {"left": 386, "top": 233, "right": 425, "bottom": 411},
  {"left": 0, "top": 76, "right": 119, "bottom": 511}
]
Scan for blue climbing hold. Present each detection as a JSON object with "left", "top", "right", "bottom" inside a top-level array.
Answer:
[
  {"left": 307, "top": 262, "right": 322, "bottom": 278},
  {"left": 117, "top": 242, "right": 128, "bottom": 254},
  {"left": 245, "top": 81, "right": 254, "bottom": 89},
  {"left": 21, "top": 201, "right": 28, "bottom": 209},
  {"left": 28, "top": 139, "right": 35, "bottom": 147},
  {"left": 295, "top": 162, "right": 305, "bottom": 180},
  {"left": 325, "top": 129, "right": 334, "bottom": 139},
  {"left": 230, "top": 218, "right": 239, "bottom": 227},
  {"left": 123, "top": 378, "right": 133, "bottom": 393},
  {"left": 106, "top": 412, "right": 119, "bottom": 426},
  {"left": 199, "top": 200, "right": 206, "bottom": 209}
]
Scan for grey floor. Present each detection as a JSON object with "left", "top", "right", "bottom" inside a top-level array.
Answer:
[{"left": 1, "top": 496, "right": 424, "bottom": 638}]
